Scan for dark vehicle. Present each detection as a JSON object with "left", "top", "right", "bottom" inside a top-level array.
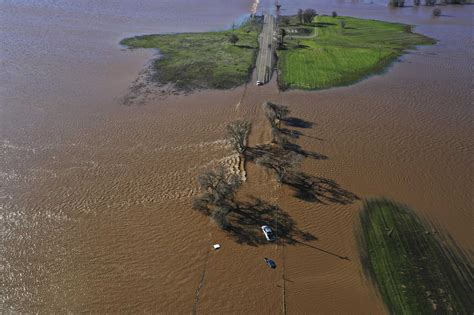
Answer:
[{"left": 264, "top": 257, "right": 276, "bottom": 269}]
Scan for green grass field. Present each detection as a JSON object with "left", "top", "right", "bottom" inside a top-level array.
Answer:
[
  {"left": 278, "top": 16, "right": 435, "bottom": 90},
  {"left": 358, "top": 199, "right": 473, "bottom": 314},
  {"left": 120, "top": 19, "right": 260, "bottom": 90}
]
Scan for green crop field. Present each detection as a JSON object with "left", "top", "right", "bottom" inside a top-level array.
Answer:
[
  {"left": 278, "top": 16, "right": 435, "bottom": 90},
  {"left": 120, "top": 19, "right": 260, "bottom": 90},
  {"left": 358, "top": 199, "right": 473, "bottom": 314}
]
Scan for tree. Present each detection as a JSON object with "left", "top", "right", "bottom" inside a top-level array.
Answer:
[
  {"left": 256, "top": 150, "right": 303, "bottom": 182},
  {"left": 280, "top": 16, "right": 290, "bottom": 26},
  {"left": 297, "top": 9, "right": 304, "bottom": 25},
  {"left": 193, "top": 167, "right": 242, "bottom": 231},
  {"left": 302, "top": 9, "right": 317, "bottom": 24},
  {"left": 389, "top": 0, "right": 405, "bottom": 6},
  {"left": 264, "top": 102, "right": 290, "bottom": 144},
  {"left": 332, "top": 11, "right": 338, "bottom": 18},
  {"left": 226, "top": 120, "right": 251, "bottom": 154},
  {"left": 414, "top": 0, "right": 421, "bottom": 5},
  {"left": 264, "top": 102, "right": 290, "bottom": 122},
  {"left": 211, "top": 205, "right": 231, "bottom": 229},
  {"left": 339, "top": 19, "right": 346, "bottom": 29},
  {"left": 271, "top": 127, "right": 289, "bottom": 145},
  {"left": 278, "top": 28, "right": 287, "bottom": 48},
  {"left": 228, "top": 34, "right": 239, "bottom": 45},
  {"left": 197, "top": 167, "right": 241, "bottom": 207},
  {"left": 265, "top": 109, "right": 278, "bottom": 129}
]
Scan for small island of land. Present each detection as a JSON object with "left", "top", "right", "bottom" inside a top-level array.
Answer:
[{"left": 121, "top": 14, "right": 434, "bottom": 91}]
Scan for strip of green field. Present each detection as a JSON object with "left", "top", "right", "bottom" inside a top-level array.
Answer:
[
  {"left": 120, "top": 19, "right": 260, "bottom": 90},
  {"left": 278, "top": 16, "right": 435, "bottom": 90},
  {"left": 358, "top": 199, "right": 473, "bottom": 314}
]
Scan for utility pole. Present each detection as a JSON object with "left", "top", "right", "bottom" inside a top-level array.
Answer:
[{"left": 275, "top": 0, "right": 281, "bottom": 16}]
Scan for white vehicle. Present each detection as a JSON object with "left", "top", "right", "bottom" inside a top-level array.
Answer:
[
  {"left": 256, "top": 80, "right": 263, "bottom": 86},
  {"left": 261, "top": 225, "right": 276, "bottom": 241}
]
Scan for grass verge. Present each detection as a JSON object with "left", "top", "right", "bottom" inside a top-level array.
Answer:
[
  {"left": 277, "top": 16, "right": 435, "bottom": 90},
  {"left": 358, "top": 198, "right": 473, "bottom": 314},
  {"left": 120, "top": 18, "right": 261, "bottom": 90}
]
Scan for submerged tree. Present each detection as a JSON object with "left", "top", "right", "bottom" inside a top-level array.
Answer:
[
  {"left": 264, "top": 102, "right": 291, "bottom": 143},
  {"left": 196, "top": 167, "right": 241, "bottom": 207},
  {"left": 264, "top": 102, "right": 290, "bottom": 125},
  {"left": 211, "top": 205, "right": 232, "bottom": 229},
  {"left": 226, "top": 120, "right": 251, "bottom": 154},
  {"left": 193, "top": 167, "right": 242, "bottom": 230},
  {"left": 256, "top": 150, "right": 303, "bottom": 182}
]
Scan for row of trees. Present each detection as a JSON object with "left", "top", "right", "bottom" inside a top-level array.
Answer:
[
  {"left": 192, "top": 120, "right": 251, "bottom": 229},
  {"left": 296, "top": 8, "right": 318, "bottom": 25},
  {"left": 391, "top": 0, "right": 466, "bottom": 6},
  {"left": 260, "top": 102, "right": 304, "bottom": 181}
]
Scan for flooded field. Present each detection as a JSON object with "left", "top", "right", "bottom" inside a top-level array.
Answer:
[{"left": 1, "top": 0, "right": 472, "bottom": 312}]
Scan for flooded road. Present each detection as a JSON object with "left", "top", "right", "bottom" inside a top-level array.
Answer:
[{"left": 1, "top": 0, "right": 472, "bottom": 312}]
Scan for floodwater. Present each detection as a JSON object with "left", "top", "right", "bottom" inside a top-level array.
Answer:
[{"left": 1, "top": 0, "right": 472, "bottom": 313}]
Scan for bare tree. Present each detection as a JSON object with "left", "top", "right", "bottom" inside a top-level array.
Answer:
[
  {"left": 256, "top": 150, "right": 303, "bottom": 182},
  {"left": 271, "top": 127, "right": 289, "bottom": 145},
  {"left": 302, "top": 9, "right": 317, "bottom": 24},
  {"left": 211, "top": 205, "right": 231, "bottom": 229},
  {"left": 226, "top": 120, "right": 251, "bottom": 154},
  {"left": 280, "top": 16, "right": 290, "bottom": 26},
  {"left": 264, "top": 102, "right": 291, "bottom": 143},
  {"left": 265, "top": 109, "right": 278, "bottom": 129},
  {"left": 197, "top": 167, "right": 241, "bottom": 207},
  {"left": 332, "top": 11, "right": 338, "bottom": 18},
  {"left": 264, "top": 102, "right": 290, "bottom": 125},
  {"left": 297, "top": 9, "right": 304, "bottom": 25}
]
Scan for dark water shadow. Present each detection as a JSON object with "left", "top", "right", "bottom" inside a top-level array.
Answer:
[
  {"left": 283, "top": 117, "right": 313, "bottom": 129},
  {"left": 222, "top": 198, "right": 350, "bottom": 260},
  {"left": 281, "top": 171, "right": 359, "bottom": 204},
  {"left": 296, "top": 240, "right": 350, "bottom": 260},
  {"left": 224, "top": 197, "right": 317, "bottom": 246},
  {"left": 282, "top": 142, "right": 328, "bottom": 160}
]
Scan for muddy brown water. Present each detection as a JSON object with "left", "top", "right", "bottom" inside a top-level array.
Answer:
[{"left": 1, "top": 0, "right": 472, "bottom": 313}]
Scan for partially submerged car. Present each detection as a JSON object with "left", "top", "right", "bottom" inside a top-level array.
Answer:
[
  {"left": 256, "top": 80, "right": 263, "bottom": 86},
  {"left": 261, "top": 225, "right": 276, "bottom": 241},
  {"left": 264, "top": 257, "right": 276, "bottom": 269}
]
